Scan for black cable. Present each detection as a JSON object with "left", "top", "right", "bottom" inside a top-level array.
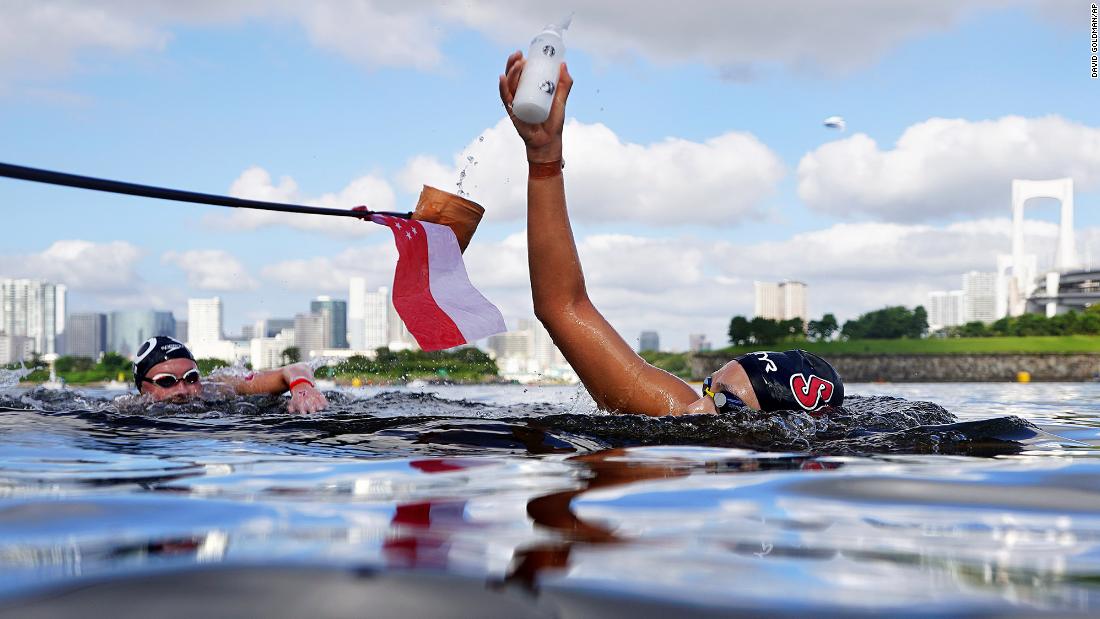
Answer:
[{"left": 0, "top": 161, "right": 412, "bottom": 219}]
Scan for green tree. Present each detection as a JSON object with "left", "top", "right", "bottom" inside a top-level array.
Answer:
[
  {"left": 781, "top": 317, "right": 805, "bottom": 340},
  {"left": 282, "top": 347, "right": 301, "bottom": 364},
  {"left": 749, "top": 317, "right": 782, "bottom": 345},
  {"left": 957, "top": 321, "right": 988, "bottom": 337},
  {"left": 841, "top": 306, "right": 926, "bottom": 340},
  {"left": 196, "top": 358, "right": 230, "bottom": 374},
  {"left": 55, "top": 355, "right": 95, "bottom": 373},
  {"left": 728, "top": 315, "right": 751, "bottom": 346},
  {"left": 808, "top": 313, "right": 839, "bottom": 341},
  {"left": 911, "top": 306, "right": 929, "bottom": 338},
  {"left": 989, "top": 316, "right": 1012, "bottom": 336}
]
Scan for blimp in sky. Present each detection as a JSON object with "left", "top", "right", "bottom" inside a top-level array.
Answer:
[{"left": 823, "top": 116, "right": 846, "bottom": 130}]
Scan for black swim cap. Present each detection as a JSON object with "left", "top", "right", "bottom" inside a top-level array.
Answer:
[
  {"left": 133, "top": 336, "right": 196, "bottom": 392},
  {"left": 734, "top": 349, "right": 844, "bottom": 412}
]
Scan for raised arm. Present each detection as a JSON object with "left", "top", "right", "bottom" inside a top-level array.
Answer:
[{"left": 499, "top": 52, "right": 698, "bottom": 416}]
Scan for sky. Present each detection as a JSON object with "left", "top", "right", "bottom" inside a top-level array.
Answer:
[{"left": 0, "top": 0, "right": 1098, "bottom": 352}]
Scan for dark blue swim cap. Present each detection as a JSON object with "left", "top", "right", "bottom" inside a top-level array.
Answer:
[
  {"left": 133, "top": 336, "right": 195, "bottom": 392},
  {"left": 734, "top": 349, "right": 843, "bottom": 412}
]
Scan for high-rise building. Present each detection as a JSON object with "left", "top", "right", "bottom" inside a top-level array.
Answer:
[
  {"left": 689, "top": 333, "right": 712, "bottom": 352},
  {"left": 386, "top": 291, "right": 417, "bottom": 351},
  {"left": 250, "top": 330, "right": 297, "bottom": 370},
  {"left": 639, "top": 330, "right": 660, "bottom": 352},
  {"left": 349, "top": 278, "right": 391, "bottom": 351},
  {"left": 927, "top": 290, "right": 965, "bottom": 331},
  {"left": 962, "top": 271, "right": 998, "bottom": 323},
  {"left": 524, "top": 318, "right": 564, "bottom": 371},
  {"left": 294, "top": 312, "right": 329, "bottom": 357},
  {"left": 348, "top": 277, "right": 367, "bottom": 350},
  {"left": 0, "top": 279, "right": 66, "bottom": 356},
  {"left": 253, "top": 318, "right": 295, "bottom": 338},
  {"left": 188, "top": 297, "right": 223, "bottom": 344},
  {"left": 67, "top": 313, "right": 107, "bottom": 360},
  {"left": 754, "top": 281, "right": 808, "bottom": 322},
  {"left": 363, "top": 287, "right": 390, "bottom": 351},
  {"left": 175, "top": 320, "right": 189, "bottom": 344},
  {"left": 485, "top": 318, "right": 570, "bottom": 382},
  {"left": 108, "top": 310, "right": 176, "bottom": 357},
  {"left": 0, "top": 335, "right": 31, "bottom": 365},
  {"left": 310, "top": 296, "right": 348, "bottom": 349},
  {"left": 487, "top": 330, "right": 531, "bottom": 361}
]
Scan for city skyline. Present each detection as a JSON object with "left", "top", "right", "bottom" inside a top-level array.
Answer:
[
  {"left": 0, "top": 274, "right": 581, "bottom": 378},
  {"left": 0, "top": 3, "right": 1096, "bottom": 350}
]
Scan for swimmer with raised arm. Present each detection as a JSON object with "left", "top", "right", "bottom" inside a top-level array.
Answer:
[
  {"left": 498, "top": 52, "right": 843, "bottom": 416},
  {"left": 133, "top": 336, "right": 328, "bottom": 414}
]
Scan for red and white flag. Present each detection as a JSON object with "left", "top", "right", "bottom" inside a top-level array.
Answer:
[{"left": 371, "top": 214, "right": 506, "bottom": 351}]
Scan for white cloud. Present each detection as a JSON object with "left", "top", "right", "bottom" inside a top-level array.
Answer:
[
  {"left": 0, "top": 2, "right": 167, "bottom": 78},
  {"left": 0, "top": 240, "right": 143, "bottom": 291},
  {"left": 401, "top": 117, "right": 784, "bottom": 225},
  {"left": 162, "top": 249, "right": 260, "bottom": 291},
  {"left": 0, "top": 239, "right": 182, "bottom": 310},
  {"left": 202, "top": 166, "right": 396, "bottom": 237},
  {"left": 797, "top": 116, "right": 1100, "bottom": 222},
  {"left": 450, "top": 0, "right": 1014, "bottom": 76},
  {"left": 1, "top": 0, "right": 1054, "bottom": 87},
  {"left": 260, "top": 243, "right": 398, "bottom": 293}
]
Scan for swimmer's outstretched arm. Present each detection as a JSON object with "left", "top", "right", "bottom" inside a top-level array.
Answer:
[
  {"left": 222, "top": 362, "right": 328, "bottom": 414},
  {"left": 500, "top": 52, "right": 698, "bottom": 416}
]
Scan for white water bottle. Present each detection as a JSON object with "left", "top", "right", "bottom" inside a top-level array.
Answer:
[{"left": 512, "top": 15, "right": 572, "bottom": 124}]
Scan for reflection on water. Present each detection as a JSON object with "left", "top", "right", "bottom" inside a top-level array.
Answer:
[{"left": 1, "top": 382, "right": 1100, "bottom": 616}]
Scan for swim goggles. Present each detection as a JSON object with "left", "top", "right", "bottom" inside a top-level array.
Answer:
[
  {"left": 143, "top": 368, "right": 201, "bottom": 389},
  {"left": 703, "top": 375, "right": 746, "bottom": 414}
]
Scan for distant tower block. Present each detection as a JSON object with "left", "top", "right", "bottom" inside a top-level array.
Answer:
[{"left": 1009, "top": 178, "right": 1076, "bottom": 315}]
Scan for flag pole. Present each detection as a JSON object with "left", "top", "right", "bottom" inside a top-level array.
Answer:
[{"left": 0, "top": 161, "right": 412, "bottom": 220}]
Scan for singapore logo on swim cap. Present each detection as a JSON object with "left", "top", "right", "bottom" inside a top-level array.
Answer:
[{"left": 789, "top": 373, "right": 835, "bottom": 411}]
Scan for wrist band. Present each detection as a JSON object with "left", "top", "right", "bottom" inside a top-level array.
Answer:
[
  {"left": 528, "top": 159, "right": 564, "bottom": 179},
  {"left": 289, "top": 377, "right": 314, "bottom": 391}
]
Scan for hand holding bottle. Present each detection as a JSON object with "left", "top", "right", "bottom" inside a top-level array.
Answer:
[{"left": 499, "top": 52, "right": 573, "bottom": 163}]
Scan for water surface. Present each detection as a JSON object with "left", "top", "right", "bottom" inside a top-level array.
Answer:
[{"left": 1, "top": 381, "right": 1099, "bottom": 617}]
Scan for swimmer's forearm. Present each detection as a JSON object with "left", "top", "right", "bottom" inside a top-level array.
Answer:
[
  {"left": 231, "top": 363, "right": 314, "bottom": 395},
  {"left": 527, "top": 166, "right": 587, "bottom": 314},
  {"left": 279, "top": 363, "right": 316, "bottom": 394}
]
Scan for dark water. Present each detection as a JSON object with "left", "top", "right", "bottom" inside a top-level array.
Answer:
[{"left": 1, "top": 381, "right": 1099, "bottom": 617}]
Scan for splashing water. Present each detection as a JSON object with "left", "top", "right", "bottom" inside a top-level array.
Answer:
[
  {"left": 0, "top": 364, "right": 38, "bottom": 390},
  {"left": 455, "top": 135, "right": 485, "bottom": 197}
]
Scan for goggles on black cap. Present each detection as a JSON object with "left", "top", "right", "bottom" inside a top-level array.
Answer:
[
  {"left": 133, "top": 336, "right": 196, "bottom": 392},
  {"left": 733, "top": 349, "right": 844, "bottom": 413}
]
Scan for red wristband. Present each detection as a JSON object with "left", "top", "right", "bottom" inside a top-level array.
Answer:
[
  {"left": 528, "top": 159, "right": 564, "bottom": 179},
  {"left": 289, "top": 377, "right": 314, "bottom": 391}
]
